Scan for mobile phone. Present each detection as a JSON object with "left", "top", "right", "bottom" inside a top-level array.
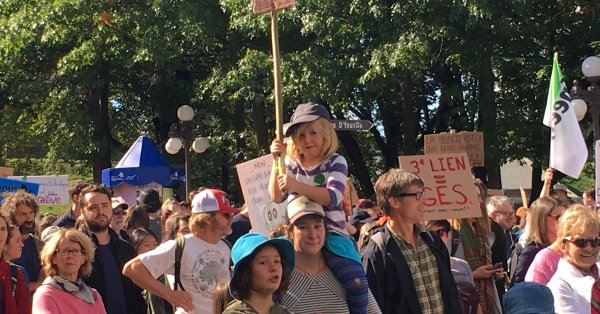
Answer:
[{"left": 492, "top": 262, "right": 503, "bottom": 270}]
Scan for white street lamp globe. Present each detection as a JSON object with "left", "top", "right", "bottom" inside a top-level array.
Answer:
[
  {"left": 581, "top": 56, "right": 600, "bottom": 78},
  {"left": 192, "top": 136, "right": 209, "bottom": 153},
  {"left": 165, "top": 137, "right": 183, "bottom": 154},
  {"left": 177, "top": 105, "right": 195, "bottom": 122},
  {"left": 572, "top": 98, "right": 588, "bottom": 121}
]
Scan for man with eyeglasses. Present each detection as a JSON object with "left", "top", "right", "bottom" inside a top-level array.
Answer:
[
  {"left": 124, "top": 188, "right": 239, "bottom": 314},
  {"left": 486, "top": 195, "right": 516, "bottom": 305},
  {"left": 362, "top": 169, "right": 461, "bottom": 314},
  {"left": 78, "top": 184, "right": 145, "bottom": 314},
  {"left": 110, "top": 196, "right": 130, "bottom": 241}
]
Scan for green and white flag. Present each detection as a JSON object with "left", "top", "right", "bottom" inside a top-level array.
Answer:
[{"left": 543, "top": 53, "right": 587, "bottom": 179}]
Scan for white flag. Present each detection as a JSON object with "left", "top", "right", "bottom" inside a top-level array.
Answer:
[{"left": 543, "top": 53, "right": 587, "bottom": 178}]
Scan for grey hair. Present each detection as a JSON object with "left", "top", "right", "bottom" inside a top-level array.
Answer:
[{"left": 486, "top": 195, "right": 513, "bottom": 216}]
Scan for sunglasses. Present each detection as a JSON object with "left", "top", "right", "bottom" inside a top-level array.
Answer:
[
  {"left": 563, "top": 236, "right": 600, "bottom": 248},
  {"left": 113, "top": 209, "right": 126, "bottom": 215}
]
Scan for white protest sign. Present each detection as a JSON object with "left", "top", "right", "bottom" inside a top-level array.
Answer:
[
  {"left": 9, "top": 175, "right": 69, "bottom": 205},
  {"left": 399, "top": 153, "right": 481, "bottom": 220},
  {"left": 236, "top": 155, "right": 287, "bottom": 235}
]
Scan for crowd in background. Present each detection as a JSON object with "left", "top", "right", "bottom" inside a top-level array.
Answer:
[{"left": 1, "top": 102, "right": 600, "bottom": 314}]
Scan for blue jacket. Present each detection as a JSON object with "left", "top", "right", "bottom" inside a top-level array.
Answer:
[{"left": 361, "top": 225, "right": 462, "bottom": 314}]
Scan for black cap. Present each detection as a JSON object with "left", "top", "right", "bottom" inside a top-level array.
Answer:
[
  {"left": 283, "top": 102, "right": 331, "bottom": 137},
  {"left": 138, "top": 188, "right": 161, "bottom": 213}
]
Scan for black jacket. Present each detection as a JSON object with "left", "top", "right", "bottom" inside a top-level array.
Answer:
[
  {"left": 81, "top": 225, "right": 145, "bottom": 314},
  {"left": 362, "top": 225, "right": 462, "bottom": 314}
]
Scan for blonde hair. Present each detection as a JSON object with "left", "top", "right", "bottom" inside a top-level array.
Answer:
[
  {"left": 557, "top": 205, "right": 600, "bottom": 244},
  {"left": 41, "top": 229, "right": 95, "bottom": 279},
  {"left": 286, "top": 117, "right": 338, "bottom": 162},
  {"left": 189, "top": 212, "right": 214, "bottom": 234}
]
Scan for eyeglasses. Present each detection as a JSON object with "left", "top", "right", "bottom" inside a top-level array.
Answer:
[
  {"left": 113, "top": 210, "right": 126, "bottom": 215},
  {"left": 547, "top": 213, "right": 561, "bottom": 220},
  {"left": 563, "top": 236, "right": 600, "bottom": 248},
  {"left": 392, "top": 192, "right": 424, "bottom": 201},
  {"left": 217, "top": 212, "right": 234, "bottom": 219},
  {"left": 55, "top": 248, "right": 86, "bottom": 257},
  {"left": 432, "top": 229, "right": 448, "bottom": 237},
  {"left": 496, "top": 211, "right": 515, "bottom": 217}
]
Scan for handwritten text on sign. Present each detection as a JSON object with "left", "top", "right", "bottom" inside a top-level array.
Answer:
[
  {"left": 236, "top": 155, "right": 287, "bottom": 235},
  {"left": 424, "top": 131, "right": 484, "bottom": 167},
  {"left": 399, "top": 153, "right": 481, "bottom": 220}
]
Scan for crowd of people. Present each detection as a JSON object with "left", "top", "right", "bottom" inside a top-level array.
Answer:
[{"left": 1, "top": 101, "right": 600, "bottom": 314}]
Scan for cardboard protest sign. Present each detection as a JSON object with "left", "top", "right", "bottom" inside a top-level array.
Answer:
[
  {"left": 399, "top": 153, "right": 481, "bottom": 220},
  {"left": 344, "top": 177, "right": 359, "bottom": 216},
  {"left": 0, "top": 177, "right": 40, "bottom": 203},
  {"left": 252, "top": 0, "right": 296, "bottom": 14},
  {"left": 236, "top": 155, "right": 287, "bottom": 235},
  {"left": 424, "top": 131, "right": 484, "bottom": 167},
  {"left": 0, "top": 167, "right": 14, "bottom": 178}
]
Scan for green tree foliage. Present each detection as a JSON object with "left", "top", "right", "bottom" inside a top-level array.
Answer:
[{"left": 1, "top": 0, "right": 599, "bottom": 202}]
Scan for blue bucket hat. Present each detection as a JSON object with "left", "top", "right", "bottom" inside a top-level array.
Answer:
[
  {"left": 503, "top": 282, "right": 554, "bottom": 314},
  {"left": 229, "top": 233, "right": 294, "bottom": 295}
]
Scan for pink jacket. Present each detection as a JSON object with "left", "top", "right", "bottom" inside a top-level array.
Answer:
[
  {"left": 525, "top": 247, "right": 562, "bottom": 285},
  {"left": 32, "top": 284, "right": 106, "bottom": 314}
]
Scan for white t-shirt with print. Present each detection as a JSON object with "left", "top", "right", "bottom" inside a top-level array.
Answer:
[{"left": 140, "top": 234, "right": 231, "bottom": 314}]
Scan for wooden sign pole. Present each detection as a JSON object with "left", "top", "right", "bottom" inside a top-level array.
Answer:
[{"left": 270, "top": 10, "right": 285, "bottom": 175}]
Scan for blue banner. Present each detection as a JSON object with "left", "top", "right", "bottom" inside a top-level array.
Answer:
[{"left": 0, "top": 177, "right": 40, "bottom": 203}]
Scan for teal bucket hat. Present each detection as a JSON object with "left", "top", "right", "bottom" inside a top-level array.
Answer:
[{"left": 229, "top": 233, "right": 294, "bottom": 295}]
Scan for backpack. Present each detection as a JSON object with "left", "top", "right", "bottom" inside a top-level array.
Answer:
[{"left": 457, "top": 281, "right": 480, "bottom": 314}]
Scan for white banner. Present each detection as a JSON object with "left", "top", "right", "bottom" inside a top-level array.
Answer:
[{"left": 9, "top": 175, "right": 69, "bottom": 206}]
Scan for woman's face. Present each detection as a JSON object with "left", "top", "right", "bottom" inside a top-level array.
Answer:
[
  {"left": 547, "top": 205, "right": 566, "bottom": 243},
  {"left": 137, "top": 234, "right": 158, "bottom": 255},
  {"left": 250, "top": 245, "right": 283, "bottom": 294},
  {"left": 0, "top": 218, "right": 7, "bottom": 252},
  {"left": 562, "top": 227, "right": 600, "bottom": 272},
  {"left": 290, "top": 215, "right": 326, "bottom": 256},
  {"left": 52, "top": 239, "right": 86, "bottom": 280},
  {"left": 4, "top": 228, "right": 23, "bottom": 261}
]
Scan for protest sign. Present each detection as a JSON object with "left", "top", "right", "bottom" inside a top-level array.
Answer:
[
  {"left": 399, "top": 153, "right": 481, "bottom": 220},
  {"left": 0, "top": 167, "right": 14, "bottom": 178},
  {"left": 0, "top": 177, "right": 40, "bottom": 203},
  {"left": 424, "top": 131, "right": 484, "bottom": 167},
  {"left": 9, "top": 175, "right": 69, "bottom": 206},
  {"left": 236, "top": 155, "right": 287, "bottom": 235}
]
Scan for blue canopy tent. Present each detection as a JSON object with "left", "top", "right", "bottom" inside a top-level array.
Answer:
[{"left": 102, "top": 135, "right": 185, "bottom": 188}]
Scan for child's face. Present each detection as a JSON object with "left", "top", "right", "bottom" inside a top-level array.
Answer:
[
  {"left": 250, "top": 245, "right": 283, "bottom": 294},
  {"left": 294, "top": 120, "right": 325, "bottom": 162}
]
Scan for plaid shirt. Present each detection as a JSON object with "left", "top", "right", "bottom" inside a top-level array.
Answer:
[{"left": 388, "top": 224, "right": 444, "bottom": 314}]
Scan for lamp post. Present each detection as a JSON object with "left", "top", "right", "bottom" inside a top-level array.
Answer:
[
  {"left": 571, "top": 56, "right": 600, "bottom": 142},
  {"left": 165, "top": 105, "right": 209, "bottom": 202}
]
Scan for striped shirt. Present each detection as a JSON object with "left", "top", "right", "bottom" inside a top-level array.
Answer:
[
  {"left": 286, "top": 153, "right": 348, "bottom": 235},
  {"left": 281, "top": 269, "right": 382, "bottom": 314},
  {"left": 387, "top": 224, "right": 444, "bottom": 314}
]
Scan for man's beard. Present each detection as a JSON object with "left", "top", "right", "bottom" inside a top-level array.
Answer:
[
  {"left": 87, "top": 219, "right": 110, "bottom": 233},
  {"left": 19, "top": 221, "right": 36, "bottom": 235}
]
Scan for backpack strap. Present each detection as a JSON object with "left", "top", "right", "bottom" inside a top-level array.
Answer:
[
  {"left": 8, "top": 262, "right": 18, "bottom": 297},
  {"left": 174, "top": 235, "right": 186, "bottom": 291},
  {"left": 450, "top": 229, "right": 461, "bottom": 257}
]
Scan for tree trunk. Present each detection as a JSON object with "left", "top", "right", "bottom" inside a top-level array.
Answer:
[
  {"left": 477, "top": 55, "right": 502, "bottom": 189},
  {"left": 400, "top": 79, "right": 417, "bottom": 155},
  {"left": 336, "top": 123, "right": 375, "bottom": 198},
  {"left": 87, "top": 82, "right": 111, "bottom": 183},
  {"left": 252, "top": 101, "right": 269, "bottom": 152}
]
